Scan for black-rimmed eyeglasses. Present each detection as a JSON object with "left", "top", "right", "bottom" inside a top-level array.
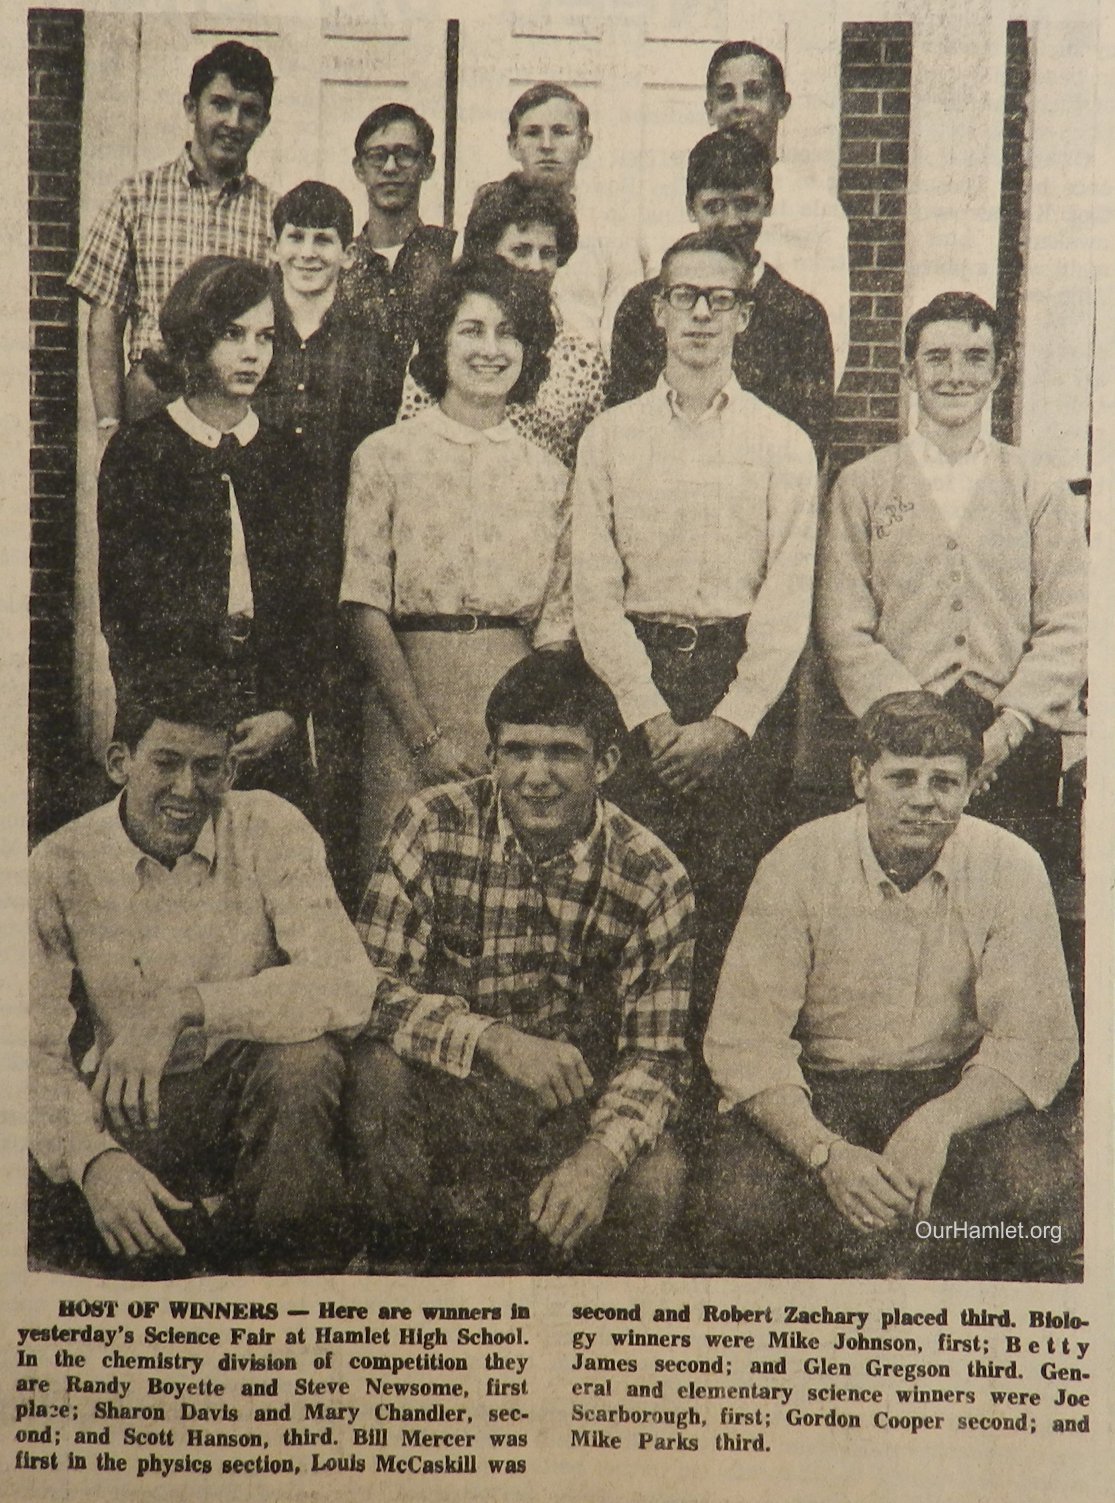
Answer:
[
  {"left": 660, "top": 284, "right": 744, "bottom": 313},
  {"left": 359, "top": 145, "right": 425, "bottom": 169}
]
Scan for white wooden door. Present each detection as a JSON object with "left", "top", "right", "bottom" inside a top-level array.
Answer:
[{"left": 452, "top": 2, "right": 842, "bottom": 266}]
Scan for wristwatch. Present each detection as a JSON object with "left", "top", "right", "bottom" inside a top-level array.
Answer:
[{"left": 807, "top": 1135, "right": 842, "bottom": 1172}]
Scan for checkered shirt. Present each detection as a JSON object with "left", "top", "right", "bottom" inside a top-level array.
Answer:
[
  {"left": 357, "top": 777, "right": 695, "bottom": 1169},
  {"left": 67, "top": 147, "right": 276, "bottom": 362}
]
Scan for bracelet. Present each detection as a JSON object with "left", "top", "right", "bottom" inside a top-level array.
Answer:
[{"left": 408, "top": 725, "right": 442, "bottom": 760}]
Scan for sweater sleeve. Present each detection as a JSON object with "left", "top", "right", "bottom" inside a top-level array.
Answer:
[{"left": 994, "top": 475, "right": 1088, "bottom": 727}]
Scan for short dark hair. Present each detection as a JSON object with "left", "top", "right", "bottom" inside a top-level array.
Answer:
[
  {"left": 706, "top": 40, "right": 787, "bottom": 98},
  {"left": 410, "top": 256, "right": 555, "bottom": 404},
  {"left": 463, "top": 173, "right": 579, "bottom": 267},
  {"left": 485, "top": 655, "right": 622, "bottom": 755},
  {"left": 903, "top": 291, "right": 1007, "bottom": 363},
  {"left": 144, "top": 255, "right": 272, "bottom": 395},
  {"left": 111, "top": 664, "right": 239, "bottom": 751},
  {"left": 354, "top": 102, "right": 434, "bottom": 159},
  {"left": 659, "top": 228, "right": 757, "bottom": 287},
  {"left": 189, "top": 40, "right": 274, "bottom": 110},
  {"left": 272, "top": 180, "right": 354, "bottom": 244},
  {"left": 854, "top": 692, "right": 982, "bottom": 775},
  {"left": 508, "top": 82, "right": 590, "bottom": 136},
  {"left": 686, "top": 128, "right": 773, "bottom": 204}
]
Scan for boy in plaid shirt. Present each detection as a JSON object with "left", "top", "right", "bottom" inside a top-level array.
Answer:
[{"left": 347, "top": 655, "right": 694, "bottom": 1272}]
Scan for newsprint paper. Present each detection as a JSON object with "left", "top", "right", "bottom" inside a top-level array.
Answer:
[{"left": 2, "top": 1, "right": 1113, "bottom": 1500}]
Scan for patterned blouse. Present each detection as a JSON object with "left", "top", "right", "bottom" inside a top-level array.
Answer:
[
  {"left": 340, "top": 405, "right": 573, "bottom": 646},
  {"left": 397, "top": 324, "right": 607, "bottom": 470}
]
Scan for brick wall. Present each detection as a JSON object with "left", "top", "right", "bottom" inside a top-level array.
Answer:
[
  {"left": 993, "top": 20, "right": 1030, "bottom": 443},
  {"left": 833, "top": 21, "right": 913, "bottom": 475},
  {"left": 28, "top": 8, "right": 84, "bottom": 841}
]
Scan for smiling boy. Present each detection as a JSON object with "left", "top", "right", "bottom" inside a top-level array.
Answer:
[
  {"left": 254, "top": 181, "right": 393, "bottom": 907},
  {"left": 346, "top": 654, "right": 694, "bottom": 1273},
  {"left": 699, "top": 691, "right": 1080, "bottom": 1279},
  {"left": 818, "top": 292, "right": 1088, "bottom": 841},
  {"left": 28, "top": 673, "right": 377, "bottom": 1276}
]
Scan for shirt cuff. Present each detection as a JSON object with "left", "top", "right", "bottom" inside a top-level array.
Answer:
[
  {"left": 616, "top": 678, "right": 671, "bottom": 732},
  {"left": 68, "top": 1125, "right": 126, "bottom": 1189},
  {"left": 586, "top": 1116, "right": 651, "bottom": 1173}
]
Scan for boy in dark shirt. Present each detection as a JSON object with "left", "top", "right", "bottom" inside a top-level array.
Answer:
[
  {"left": 255, "top": 180, "right": 392, "bottom": 908},
  {"left": 609, "top": 130, "right": 834, "bottom": 464}
]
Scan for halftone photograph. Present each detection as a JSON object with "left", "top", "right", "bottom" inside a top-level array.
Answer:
[{"left": 26, "top": 3, "right": 1090, "bottom": 1291}]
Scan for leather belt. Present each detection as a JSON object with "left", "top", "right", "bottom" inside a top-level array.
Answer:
[
  {"left": 393, "top": 613, "right": 524, "bottom": 633},
  {"left": 627, "top": 614, "right": 747, "bottom": 655}
]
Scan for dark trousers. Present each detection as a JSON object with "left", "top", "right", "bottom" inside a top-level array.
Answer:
[
  {"left": 29, "top": 1038, "right": 352, "bottom": 1277},
  {"left": 692, "top": 1060, "right": 1081, "bottom": 1281},
  {"left": 344, "top": 1040, "right": 685, "bottom": 1274},
  {"left": 605, "top": 619, "right": 797, "bottom": 1047},
  {"left": 945, "top": 681, "right": 1063, "bottom": 858}
]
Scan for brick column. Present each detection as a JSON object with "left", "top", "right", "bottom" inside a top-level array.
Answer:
[
  {"left": 28, "top": 8, "right": 84, "bottom": 840},
  {"left": 833, "top": 22, "right": 913, "bottom": 475}
]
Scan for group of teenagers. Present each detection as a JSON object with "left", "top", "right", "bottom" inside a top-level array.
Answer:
[{"left": 30, "top": 37, "right": 1086, "bottom": 1281}]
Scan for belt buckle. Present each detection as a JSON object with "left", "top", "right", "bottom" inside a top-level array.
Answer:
[
  {"left": 675, "top": 622, "right": 699, "bottom": 655},
  {"left": 461, "top": 613, "right": 479, "bottom": 635}
]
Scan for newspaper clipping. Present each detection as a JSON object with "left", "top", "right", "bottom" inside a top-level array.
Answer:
[{"left": 5, "top": 0, "right": 1113, "bottom": 1498}]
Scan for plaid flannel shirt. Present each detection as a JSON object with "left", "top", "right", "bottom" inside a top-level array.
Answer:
[
  {"left": 357, "top": 777, "right": 694, "bottom": 1169},
  {"left": 67, "top": 147, "right": 275, "bottom": 362}
]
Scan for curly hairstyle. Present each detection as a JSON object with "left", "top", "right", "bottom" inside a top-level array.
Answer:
[
  {"left": 141, "top": 255, "right": 272, "bottom": 396},
  {"left": 409, "top": 256, "right": 555, "bottom": 405},
  {"left": 463, "top": 173, "right": 578, "bottom": 268}
]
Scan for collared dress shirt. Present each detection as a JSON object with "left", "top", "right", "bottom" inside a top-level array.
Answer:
[
  {"left": 341, "top": 404, "right": 573, "bottom": 645},
  {"left": 572, "top": 375, "right": 818, "bottom": 734},
  {"left": 67, "top": 146, "right": 275, "bottom": 363},
  {"left": 30, "top": 792, "right": 379, "bottom": 1187},
  {"left": 704, "top": 806, "right": 1078, "bottom": 1113},
  {"left": 641, "top": 157, "right": 851, "bottom": 383},
  {"left": 356, "top": 777, "right": 695, "bottom": 1169},
  {"left": 818, "top": 436, "right": 1088, "bottom": 728},
  {"left": 607, "top": 258, "right": 834, "bottom": 461},
  {"left": 906, "top": 428, "right": 989, "bottom": 535}
]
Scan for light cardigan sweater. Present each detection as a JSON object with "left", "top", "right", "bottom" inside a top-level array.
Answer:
[{"left": 818, "top": 437, "right": 1087, "bottom": 729}]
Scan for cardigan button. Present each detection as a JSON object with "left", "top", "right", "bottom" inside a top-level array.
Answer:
[
  {"left": 947, "top": 538, "right": 959, "bottom": 550},
  {"left": 955, "top": 634, "right": 966, "bottom": 646},
  {"left": 951, "top": 599, "right": 963, "bottom": 611}
]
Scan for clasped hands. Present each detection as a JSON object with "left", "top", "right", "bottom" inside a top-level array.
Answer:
[
  {"left": 476, "top": 1023, "right": 621, "bottom": 1256},
  {"left": 642, "top": 713, "right": 746, "bottom": 796},
  {"left": 819, "top": 1105, "right": 952, "bottom": 1234}
]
